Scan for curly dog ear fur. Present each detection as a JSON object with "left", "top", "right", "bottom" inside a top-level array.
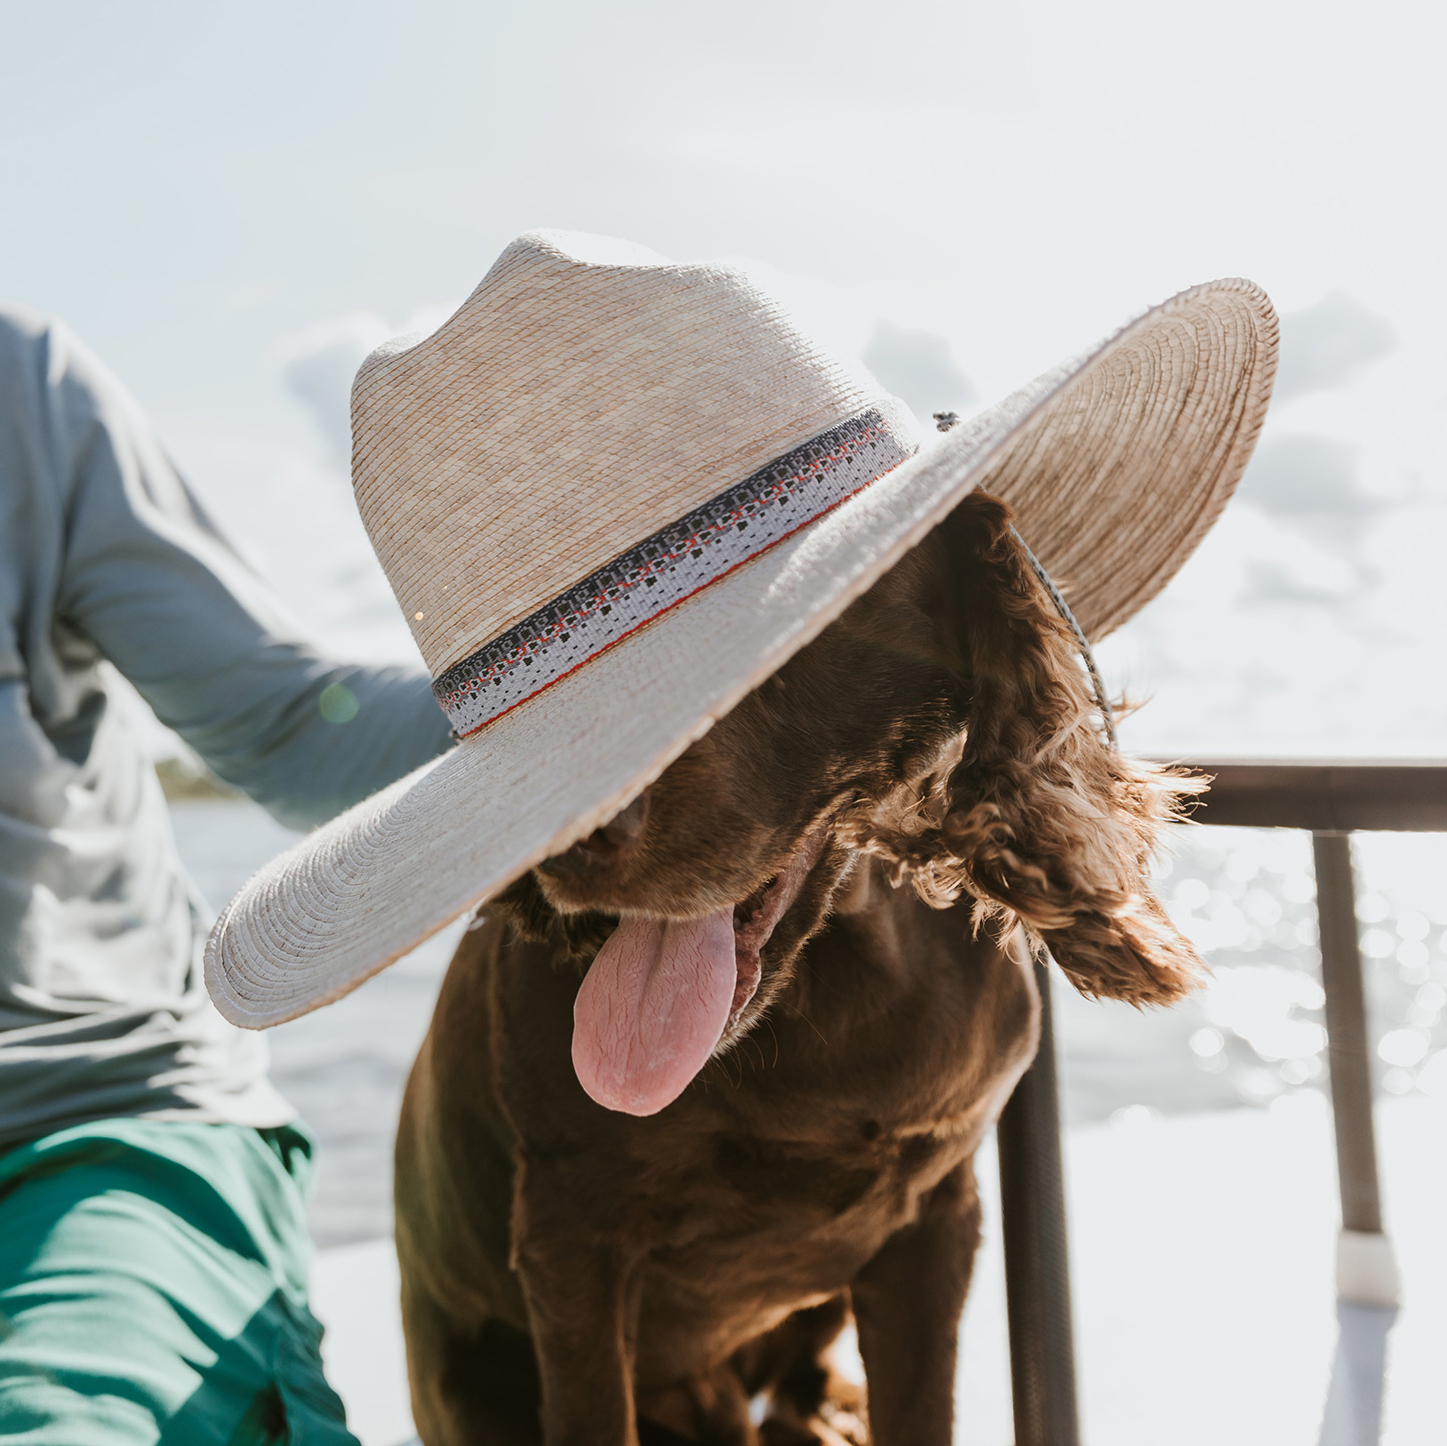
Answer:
[{"left": 861, "top": 491, "right": 1205, "bottom": 1006}]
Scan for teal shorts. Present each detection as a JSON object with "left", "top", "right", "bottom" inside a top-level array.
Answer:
[{"left": 0, "top": 1118, "right": 360, "bottom": 1445}]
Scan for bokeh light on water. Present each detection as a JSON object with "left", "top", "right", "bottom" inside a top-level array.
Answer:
[
  {"left": 172, "top": 796, "right": 1447, "bottom": 1240},
  {"left": 1057, "top": 825, "right": 1447, "bottom": 1125}
]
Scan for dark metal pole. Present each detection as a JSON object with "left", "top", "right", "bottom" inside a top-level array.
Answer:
[
  {"left": 1312, "top": 831, "right": 1399, "bottom": 1306},
  {"left": 997, "top": 954, "right": 1080, "bottom": 1446},
  {"left": 1312, "top": 831, "right": 1383, "bottom": 1236}
]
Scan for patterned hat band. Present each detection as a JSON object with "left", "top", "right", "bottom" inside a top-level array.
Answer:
[{"left": 432, "top": 407, "right": 916, "bottom": 737}]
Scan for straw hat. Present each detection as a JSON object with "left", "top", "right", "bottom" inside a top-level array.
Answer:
[{"left": 205, "top": 231, "right": 1276, "bottom": 1028}]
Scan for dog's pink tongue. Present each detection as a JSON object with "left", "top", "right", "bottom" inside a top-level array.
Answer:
[{"left": 572, "top": 907, "right": 736, "bottom": 1117}]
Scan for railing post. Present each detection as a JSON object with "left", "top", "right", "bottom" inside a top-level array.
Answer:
[
  {"left": 1311, "top": 830, "right": 1400, "bottom": 1306},
  {"left": 997, "top": 952, "right": 1080, "bottom": 1446}
]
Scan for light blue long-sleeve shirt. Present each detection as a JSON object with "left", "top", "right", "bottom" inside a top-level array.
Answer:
[{"left": 0, "top": 305, "right": 454, "bottom": 1146}]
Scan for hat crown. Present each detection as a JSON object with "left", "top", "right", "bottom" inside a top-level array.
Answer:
[{"left": 351, "top": 230, "right": 909, "bottom": 677}]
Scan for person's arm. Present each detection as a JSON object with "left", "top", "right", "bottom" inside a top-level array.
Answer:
[{"left": 39, "top": 316, "right": 454, "bottom": 830}]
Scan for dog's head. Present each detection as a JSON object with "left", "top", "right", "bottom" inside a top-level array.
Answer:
[{"left": 500, "top": 491, "right": 1203, "bottom": 1116}]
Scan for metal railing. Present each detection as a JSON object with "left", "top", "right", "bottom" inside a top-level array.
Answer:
[{"left": 997, "top": 760, "right": 1447, "bottom": 1446}]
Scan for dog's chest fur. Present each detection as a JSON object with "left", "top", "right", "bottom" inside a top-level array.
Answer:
[{"left": 400, "top": 874, "right": 1038, "bottom": 1388}]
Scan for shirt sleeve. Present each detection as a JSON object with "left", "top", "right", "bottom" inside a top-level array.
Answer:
[{"left": 41, "top": 317, "right": 455, "bottom": 831}]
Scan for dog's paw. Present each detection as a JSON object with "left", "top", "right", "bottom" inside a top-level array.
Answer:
[
  {"left": 759, "top": 1416, "right": 869, "bottom": 1446},
  {"left": 815, "top": 1397, "right": 870, "bottom": 1446},
  {"left": 813, "top": 1373, "right": 868, "bottom": 1446},
  {"left": 759, "top": 1387, "right": 870, "bottom": 1446}
]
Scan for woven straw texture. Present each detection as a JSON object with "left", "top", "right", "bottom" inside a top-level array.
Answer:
[
  {"left": 353, "top": 232, "right": 885, "bottom": 677},
  {"left": 976, "top": 287, "right": 1276, "bottom": 639},
  {"left": 206, "top": 258, "right": 1276, "bottom": 1028}
]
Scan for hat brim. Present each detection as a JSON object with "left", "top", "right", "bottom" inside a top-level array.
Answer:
[{"left": 205, "top": 278, "right": 1276, "bottom": 1027}]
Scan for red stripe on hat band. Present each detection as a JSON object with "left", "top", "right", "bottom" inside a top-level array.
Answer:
[{"left": 431, "top": 408, "right": 915, "bottom": 738}]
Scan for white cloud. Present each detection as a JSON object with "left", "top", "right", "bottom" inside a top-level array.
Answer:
[
  {"left": 274, "top": 311, "right": 393, "bottom": 465},
  {"left": 860, "top": 321, "right": 976, "bottom": 422},
  {"left": 274, "top": 302, "right": 459, "bottom": 467},
  {"left": 1273, "top": 293, "right": 1395, "bottom": 402}
]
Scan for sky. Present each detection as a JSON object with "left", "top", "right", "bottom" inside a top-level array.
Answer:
[{"left": 2, "top": 0, "right": 1444, "bottom": 757}]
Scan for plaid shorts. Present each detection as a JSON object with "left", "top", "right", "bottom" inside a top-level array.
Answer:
[{"left": 0, "top": 1117, "right": 359, "bottom": 1445}]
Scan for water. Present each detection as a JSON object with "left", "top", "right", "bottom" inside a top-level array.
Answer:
[
  {"left": 169, "top": 798, "right": 1447, "bottom": 1247},
  {"left": 170, "top": 800, "right": 465, "bottom": 1247}
]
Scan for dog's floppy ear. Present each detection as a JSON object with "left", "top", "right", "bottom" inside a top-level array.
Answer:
[{"left": 910, "top": 492, "right": 1203, "bottom": 1005}]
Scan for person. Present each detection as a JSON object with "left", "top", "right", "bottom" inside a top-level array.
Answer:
[{"left": 0, "top": 303, "right": 454, "bottom": 1444}]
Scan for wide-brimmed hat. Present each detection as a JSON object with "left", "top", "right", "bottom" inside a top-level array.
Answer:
[{"left": 205, "top": 231, "right": 1276, "bottom": 1028}]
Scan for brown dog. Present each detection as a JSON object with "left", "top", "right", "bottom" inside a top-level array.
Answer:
[{"left": 395, "top": 491, "right": 1201, "bottom": 1445}]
